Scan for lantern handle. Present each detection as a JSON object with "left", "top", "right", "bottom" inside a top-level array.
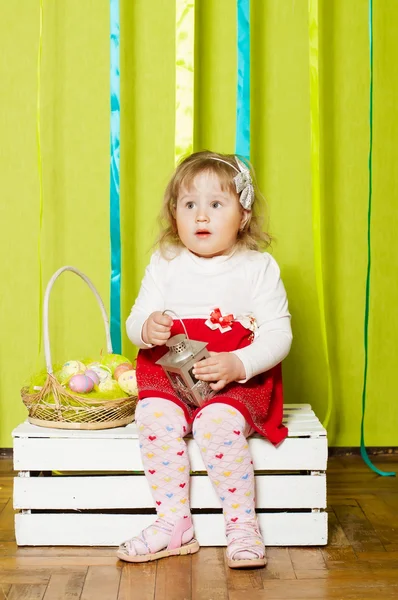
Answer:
[{"left": 162, "top": 309, "right": 194, "bottom": 356}]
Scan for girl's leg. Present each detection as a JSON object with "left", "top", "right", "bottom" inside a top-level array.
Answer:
[
  {"left": 117, "top": 398, "right": 199, "bottom": 562},
  {"left": 192, "top": 403, "right": 265, "bottom": 568}
]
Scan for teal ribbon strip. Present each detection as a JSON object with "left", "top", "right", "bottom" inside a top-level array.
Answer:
[
  {"left": 360, "top": 0, "right": 395, "bottom": 477},
  {"left": 236, "top": 0, "right": 250, "bottom": 159},
  {"left": 110, "top": 0, "right": 121, "bottom": 354}
]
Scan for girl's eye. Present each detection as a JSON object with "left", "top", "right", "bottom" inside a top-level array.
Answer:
[
  {"left": 186, "top": 201, "right": 195, "bottom": 209},
  {"left": 211, "top": 201, "right": 222, "bottom": 208}
]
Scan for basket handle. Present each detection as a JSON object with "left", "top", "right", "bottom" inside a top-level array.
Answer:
[{"left": 43, "top": 266, "right": 113, "bottom": 374}]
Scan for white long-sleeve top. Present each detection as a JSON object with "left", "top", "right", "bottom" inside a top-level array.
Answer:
[{"left": 126, "top": 247, "right": 292, "bottom": 381}]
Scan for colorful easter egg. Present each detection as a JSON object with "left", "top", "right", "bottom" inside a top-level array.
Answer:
[
  {"left": 118, "top": 370, "right": 138, "bottom": 396},
  {"left": 85, "top": 369, "right": 100, "bottom": 385},
  {"left": 100, "top": 353, "right": 131, "bottom": 374},
  {"left": 69, "top": 374, "right": 94, "bottom": 394},
  {"left": 98, "top": 378, "right": 120, "bottom": 393},
  {"left": 86, "top": 364, "right": 112, "bottom": 383},
  {"left": 114, "top": 362, "right": 133, "bottom": 381},
  {"left": 58, "top": 360, "right": 86, "bottom": 384}
]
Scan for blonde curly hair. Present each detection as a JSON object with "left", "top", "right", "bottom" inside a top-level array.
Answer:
[{"left": 156, "top": 150, "right": 272, "bottom": 257}]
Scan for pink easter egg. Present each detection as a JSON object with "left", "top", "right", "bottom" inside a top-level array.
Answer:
[
  {"left": 85, "top": 369, "right": 100, "bottom": 385},
  {"left": 114, "top": 362, "right": 133, "bottom": 381},
  {"left": 69, "top": 374, "right": 94, "bottom": 394}
]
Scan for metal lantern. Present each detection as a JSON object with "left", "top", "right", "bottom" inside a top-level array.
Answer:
[{"left": 156, "top": 333, "right": 216, "bottom": 408}]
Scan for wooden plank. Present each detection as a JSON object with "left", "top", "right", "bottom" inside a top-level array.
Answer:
[
  {"left": 223, "top": 548, "right": 263, "bottom": 590},
  {"left": 1, "top": 544, "right": 115, "bottom": 557},
  {"left": 289, "top": 547, "right": 326, "bottom": 571},
  {"left": 0, "top": 477, "right": 13, "bottom": 500},
  {"left": 294, "top": 567, "right": 398, "bottom": 580},
  {"left": 13, "top": 436, "right": 328, "bottom": 471},
  {"left": 15, "top": 512, "right": 327, "bottom": 547},
  {"left": 0, "top": 557, "right": 117, "bottom": 568},
  {"left": 327, "top": 510, "right": 351, "bottom": 547},
  {"left": 0, "top": 570, "right": 52, "bottom": 585},
  {"left": 0, "top": 499, "right": 15, "bottom": 542},
  {"left": 192, "top": 547, "right": 228, "bottom": 599},
  {"left": 333, "top": 504, "right": 386, "bottom": 553},
  {"left": 42, "top": 572, "right": 86, "bottom": 600},
  {"left": 321, "top": 545, "right": 359, "bottom": 571},
  {"left": 0, "top": 586, "right": 11, "bottom": 600},
  {"left": 6, "top": 584, "right": 47, "bottom": 600},
  {"left": 282, "top": 422, "right": 326, "bottom": 436},
  {"left": 118, "top": 562, "right": 156, "bottom": 600},
  {"left": 229, "top": 576, "right": 398, "bottom": 599},
  {"left": 154, "top": 555, "right": 192, "bottom": 600},
  {"left": 12, "top": 405, "right": 315, "bottom": 440},
  {"left": 14, "top": 474, "right": 326, "bottom": 510},
  {"left": 261, "top": 548, "right": 296, "bottom": 581},
  {"left": 357, "top": 496, "right": 398, "bottom": 546},
  {"left": 80, "top": 566, "right": 121, "bottom": 600}
]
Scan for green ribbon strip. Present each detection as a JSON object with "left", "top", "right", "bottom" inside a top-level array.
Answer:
[
  {"left": 175, "top": 0, "right": 194, "bottom": 164},
  {"left": 37, "top": 0, "right": 44, "bottom": 360},
  {"left": 360, "top": 0, "right": 395, "bottom": 477},
  {"left": 308, "top": 0, "right": 333, "bottom": 429}
]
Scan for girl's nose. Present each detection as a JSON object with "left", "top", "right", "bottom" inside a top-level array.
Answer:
[
  {"left": 195, "top": 209, "right": 209, "bottom": 222},
  {"left": 196, "top": 213, "right": 209, "bottom": 223}
]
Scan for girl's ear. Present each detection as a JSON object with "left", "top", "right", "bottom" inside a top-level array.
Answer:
[{"left": 240, "top": 209, "right": 251, "bottom": 230}]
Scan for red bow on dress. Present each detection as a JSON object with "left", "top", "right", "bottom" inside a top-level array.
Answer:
[{"left": 210, "top": 308, "right": 234, "bottom": 327}]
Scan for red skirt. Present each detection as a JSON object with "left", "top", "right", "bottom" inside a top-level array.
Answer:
[{"left": 136, "top": 319, "right": 288, "bottom": 446}]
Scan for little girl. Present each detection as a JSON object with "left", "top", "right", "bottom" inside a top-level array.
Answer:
[{"left": 117, "top": 151, "right": 292, "bottom": 568}]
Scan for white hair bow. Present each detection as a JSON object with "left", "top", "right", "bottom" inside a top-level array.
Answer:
[
  {"left": 233, "top": 157, "right": 254, "bottom": 210},
  {"left": 209, "top": 156, "right": 254, "bottom": 209}
]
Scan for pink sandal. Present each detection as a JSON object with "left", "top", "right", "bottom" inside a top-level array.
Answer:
[
  {"left": 117, "top": 516, "right": 199, "bottom": 563},
  {"left": 226, "top": 520, "right": 267, "bottom": 569}
]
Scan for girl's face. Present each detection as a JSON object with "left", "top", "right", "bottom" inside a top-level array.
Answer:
[{"left": 175, "top": 170, "right": 249, "bottom": 258}]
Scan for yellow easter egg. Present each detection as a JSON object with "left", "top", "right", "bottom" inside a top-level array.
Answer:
[
  {"left": 118, "top": 370, "right": 138, "bottom": 396},
  {"left": 58, "top": 360, "right": 86, "bottom": 384}
]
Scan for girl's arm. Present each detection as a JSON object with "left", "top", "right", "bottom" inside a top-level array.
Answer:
[
  {"left": 126, "top": 253, "right": 165, "bottom": 348},
  {"left": 231, "top": 254, "right": 292, "bottom": 381}
]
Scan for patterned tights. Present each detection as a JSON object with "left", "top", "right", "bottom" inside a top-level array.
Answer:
[{"left": 133, "top": 397, "right": 260, "bottom": 556}]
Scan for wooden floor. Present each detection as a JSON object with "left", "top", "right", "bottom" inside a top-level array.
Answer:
[{"left": 1, "top": 456, "right": 398, "bottom": 599}]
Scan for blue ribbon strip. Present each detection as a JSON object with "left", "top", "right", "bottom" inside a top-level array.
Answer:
[
  {"left": 236, "top": 0, "right": 250, "bottom": 159},
  {"left": 360, "top": 0, "right": 395, "bottom": 477},
  {"left": 110, "top": 0, "right": 121, "bottom": 354}
]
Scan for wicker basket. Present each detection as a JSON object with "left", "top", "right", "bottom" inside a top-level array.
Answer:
[{"left": 21, "top": 266, "right": 137, "bottom": 430}]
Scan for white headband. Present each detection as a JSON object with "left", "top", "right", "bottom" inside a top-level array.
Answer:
[{"left": 208, "top": 156, "right": 254, "bottom": 210}]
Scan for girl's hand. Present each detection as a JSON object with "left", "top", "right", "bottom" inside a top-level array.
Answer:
[
  {"left": 142, "top": 312, "right": 173, "bottom": 346},
  {"left": 192, "top": 352, "right": 246, "bottom": 392}
]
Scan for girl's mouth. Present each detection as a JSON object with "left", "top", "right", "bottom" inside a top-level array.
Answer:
[{"left": 195, "top": 231, "right": 211, "bottom": 238}]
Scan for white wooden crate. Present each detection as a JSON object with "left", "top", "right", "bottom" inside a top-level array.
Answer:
[{"left": 12, "top": 404, "right": 328, "bottom": 547}]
